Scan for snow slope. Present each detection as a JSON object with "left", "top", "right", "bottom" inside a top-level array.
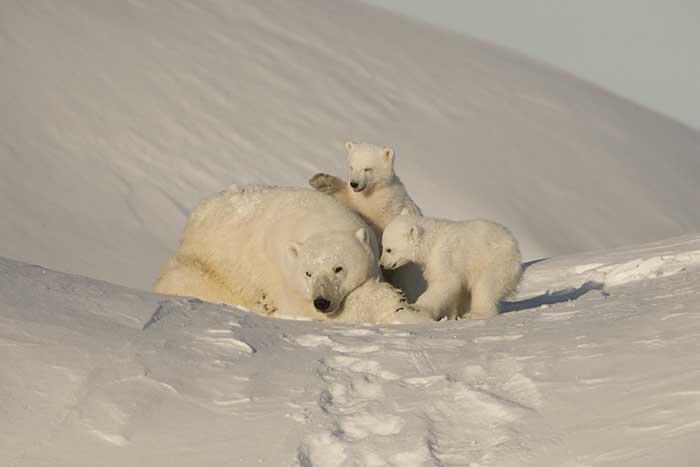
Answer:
[
  {"left": 2, "top": 234, "right": 700, "bottom": 467},
  {"left": 2, "top": 0, "right": 700, "bottom": 290}
]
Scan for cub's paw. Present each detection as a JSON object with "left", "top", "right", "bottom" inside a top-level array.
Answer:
[
  {"left": 467, "top": 308, "right": 499, "bottom": 320},
  {"left": 309, "top": 173, "right": 345, "bottom": 194}
]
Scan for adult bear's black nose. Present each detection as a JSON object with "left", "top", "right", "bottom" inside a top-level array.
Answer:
[
  {"left": 313, "top": 297, "right": 331, "bottom": 312},
  {"left": 350, "top": 181, "right": 358, "bottom": 189}
]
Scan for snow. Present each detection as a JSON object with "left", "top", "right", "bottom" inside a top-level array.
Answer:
[
  {"left": 2, "top": 234, "right": 700, "bottom": 466},
  {"left": 2, "top": 0, "right": 700, "bottom": 290},
  {"left": 2, "top": 1, "right": 700, "bottom": 466}
]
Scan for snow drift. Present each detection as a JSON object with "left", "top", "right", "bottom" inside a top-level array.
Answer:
[{"left": 2, "top": 234, "right": 700, "bottom": 466}]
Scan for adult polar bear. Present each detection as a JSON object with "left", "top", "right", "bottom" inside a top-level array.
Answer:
[{"left": 154, "top": 185, "right": 420, "bottom": 323}]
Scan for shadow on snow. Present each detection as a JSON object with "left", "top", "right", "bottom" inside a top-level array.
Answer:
[{"left": 501, "top": 280, "right": 606, "bottom": 313}]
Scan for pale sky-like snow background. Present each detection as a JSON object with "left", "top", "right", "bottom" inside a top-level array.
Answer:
[
  {"left": 3, "top": 0, "right": 700, "bottom": 290},
  {"left": 364, "top": 0, "right": 700, "bottom": 130}
]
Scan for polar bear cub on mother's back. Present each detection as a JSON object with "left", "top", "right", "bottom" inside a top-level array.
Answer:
[
  {"left": 309, "top": 142, "right": 421, "bottom": 238},
  {"left": 380, "top": 211, "right": 522, "bottom": 320}
]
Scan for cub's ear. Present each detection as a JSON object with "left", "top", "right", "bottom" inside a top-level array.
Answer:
[
  {"left": 400, "top": 207, "right": 410, "bottom": 216},
  {"left": 407, "top": 225, "right": 423, "bottom": 243},
  {"left": 288, "top": 242, "right": 301, "bottom": 259},
  {"left": 355, "top": 228, "right": 373, "bottom": 255},
  {"left": 383, "top": 147, "right": 394, "bottom": 163},
  {"left": 345, "top": 142, "right": 354, "bottom": 153}
]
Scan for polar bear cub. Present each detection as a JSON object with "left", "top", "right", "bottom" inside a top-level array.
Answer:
[
  {"left": 380, "top": 211, "right": 522, "bottom": 320},
  {"left": 309, "top": 142, "right": 421, "bottom": 238}
]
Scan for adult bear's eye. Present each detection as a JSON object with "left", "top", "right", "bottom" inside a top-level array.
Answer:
[
  {"left": 386, "top": 248, "right": 392, "bottom": 253},
  {"left": 305, "top": 271, "right": 312, "bottom": 277},
  {"left": 334, "top": 266, "right": 343, "bottom": 273},
  {"left": 364, "top": 168, "right": 371, "bottom": 172}
]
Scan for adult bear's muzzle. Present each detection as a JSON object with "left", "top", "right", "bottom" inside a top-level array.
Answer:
[{"left": 313, "top": 296, "right": 332, "bottom": 312}]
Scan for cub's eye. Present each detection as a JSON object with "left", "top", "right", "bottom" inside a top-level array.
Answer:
[
  {"left": 305, "top": 272, "right": 312, "bottom": 277},
  {"left": 364, "top": 168, "right": 371, "bottom": 172},
  {"left": 334, "top": 266, "right": 343, "bottom": 273},
  {"left": 385, "top": 248, "right": 392, "bottom": 253}
]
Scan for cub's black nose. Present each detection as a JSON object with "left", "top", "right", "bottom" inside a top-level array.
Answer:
[
  {"left": 313, "top": 297, "right": 331, "bottom": 312},
  {"left": 350, "top": 181, "right": 359, "bottom": 189}
]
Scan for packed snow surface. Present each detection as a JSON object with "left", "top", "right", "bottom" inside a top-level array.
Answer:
[
  {"left": 2, "top": 0, "right": 700, "bottom": 289},
  {"left": 2, "top": 234, "right": 700, "bottom": 466}
]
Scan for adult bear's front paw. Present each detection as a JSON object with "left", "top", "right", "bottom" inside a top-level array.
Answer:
[
  {"left": 252, "top": 291, "right": 277, "bottom": 315},
  {"left": 394, "top": 304, "right": 434, "bottom": 324}
]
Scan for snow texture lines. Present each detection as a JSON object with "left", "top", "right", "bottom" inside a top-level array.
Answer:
[
  {"left": 297, "top": 331, "right": 407, "bottom": 466},
  {"left": 292, "top": 326, "right": 549, "bottom": 467}
]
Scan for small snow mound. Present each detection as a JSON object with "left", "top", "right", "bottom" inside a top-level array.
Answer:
[
  {"left": 339, "top": 413, "right": 405, "bottom": 441},
  {"left": 291, "top": 334, "right": 335, "bottom": 348},
  {"left": 601, "top": 250, "right": 700, "bottom": 287},
  {"left": 513, "top": 235, "right": 700, "bottom": 308},
  {"left": 195, "top": 336, "right": 255, "bottom": 353},
  {"left": 572, "top": 263, "right": 606, "bottom": 274},
  {"left": 298, "top": 433, "right": 347, "bottom": 467},
  {"left": 473, "top": 334, "right": 524, "bottom": 344},
  {"left": 325, "top": 355, "right": 400, "bottom": 381}
]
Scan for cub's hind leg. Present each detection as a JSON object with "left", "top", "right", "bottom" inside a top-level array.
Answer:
[{"left": 414, "top": 277, "right": 463, "bottom": 320}]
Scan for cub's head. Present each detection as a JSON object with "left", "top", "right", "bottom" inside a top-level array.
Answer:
[
  {"left": 380, "top": 210, "right": 423, "bottom": 270},
  {"left": 345, "top": 142, "right": 395, "bottom": 194},
  {"left": 287, "top": 228, "right": 379, "bottom": 316}
]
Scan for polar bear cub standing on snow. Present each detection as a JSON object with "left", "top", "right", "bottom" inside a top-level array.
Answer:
[
  {"left": 380, "top": 210, "right": 522, "bottom": 320},
  {"left": 309, "top": 142, "right": 421, "bottom": 238}
]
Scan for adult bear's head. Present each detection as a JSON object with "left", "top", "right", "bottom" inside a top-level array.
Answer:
[{"left": 287, "top": 228, "right": 379, "bottom": 316}]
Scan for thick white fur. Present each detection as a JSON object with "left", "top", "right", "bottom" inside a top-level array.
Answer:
[
  {"left": 380, "top": 213, "right": 522, "bottom": 320},
  {"left": 153, "top": 185, "right": 412, "bottom": 323},
  {"left": 309, "top": 142, "right": 421, "bottom": 237},
  {"left": 309, "top": 142, "right": 424, "bottom": 301}
]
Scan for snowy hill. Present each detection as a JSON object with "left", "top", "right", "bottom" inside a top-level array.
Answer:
[
  {"left": 3, "top": 2, "right": 700, "bottom": 465},
  {"left": 2, "top": 234, "right": 700, "bottom": 466},
  {"left": 2, "top": 0, "right": 700, "bottom": 290}
]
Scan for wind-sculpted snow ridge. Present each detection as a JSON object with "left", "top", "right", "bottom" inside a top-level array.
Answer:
[
  {"left": 2, "top": 0, "right": 700, "bottom": 290},
  {"left": 511, "top": 233, "right": 700, "bottom": 308},
  {"left": 2, "top": 234, "right": 700, "bottom": 466}
]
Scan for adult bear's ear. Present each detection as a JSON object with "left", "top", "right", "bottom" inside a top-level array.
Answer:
[
  {"left": 407, "top": 225, "right": 423, "bottom": 243},
  {"left": 355, "top": 228, "right": 373, "bottom": 255},
  {"left": 345, "top": 142, "right": 354, "bottom": 153},
  {"left": 383, "top": 147, "right": 394, "bottom": 163},
  {"left": 288, "top": 242, "right": 301, "bottom": 259}
]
